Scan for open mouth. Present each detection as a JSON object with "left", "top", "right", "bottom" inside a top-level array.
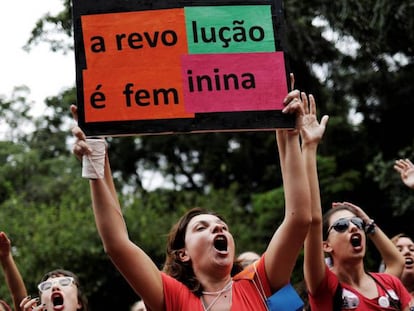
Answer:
[
  {"left": 405, "top": 257, "right": 414, "bottom": 267},
  {"left": 350, "top": 234, "right": 362, "bottom": 247},
  {"left": 214, "top": 235, "right": 228, "bottom": 252},
  {"left": 51, "top": 293, "right": 64, "bottom": 310}
]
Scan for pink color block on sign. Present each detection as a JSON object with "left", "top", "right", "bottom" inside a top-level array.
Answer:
[{"left": 181, "top": 52, "right": 287, "bottom": 113}]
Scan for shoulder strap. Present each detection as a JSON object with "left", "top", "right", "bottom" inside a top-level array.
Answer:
[
  {"left": 333, "top": 282, "right": 343, "bottom": 311},
  {"left": 251, "top": 261, "right": 270, "bottom": 311},
  {"left": 368, "top": 273, "right": 401, "bottom": 310}
]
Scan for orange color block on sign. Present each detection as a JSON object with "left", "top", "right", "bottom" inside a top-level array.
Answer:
[
  {"left": 83, "top": 63, "right": 194, "bottom": 122},
  {"left": 81, "top": 8, "right": 188, "bottom": 69},
  {"left": 81, "top": 8, "right": 194, "bottom": 122}
]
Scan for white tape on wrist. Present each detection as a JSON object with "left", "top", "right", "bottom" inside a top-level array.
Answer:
[{"left": 82, "top": 138, "right": 106, "bottom": 179}]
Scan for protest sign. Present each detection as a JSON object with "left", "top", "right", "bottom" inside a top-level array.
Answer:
[{"left": 72, "top": 0, "right": 293, "bottom": 136}]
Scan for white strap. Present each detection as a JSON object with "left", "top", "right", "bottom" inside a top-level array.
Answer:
[{"left": 252, "top": 261, "right": 270, "bottom": 311}]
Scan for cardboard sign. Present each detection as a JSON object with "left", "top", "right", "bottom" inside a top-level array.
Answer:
[{"left": 72, "top": 0, "right": 293, "bottom": 136}]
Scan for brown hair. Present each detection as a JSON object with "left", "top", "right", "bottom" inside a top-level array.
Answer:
[
  {"left": 162, "top": 207, "right": 243, "bottom": 296},
  {"left": 391, "top": 233, "right": 412, "bottom": 245},
  {"left": 40, "top": 269, "right": 88, "bottom": 311}
]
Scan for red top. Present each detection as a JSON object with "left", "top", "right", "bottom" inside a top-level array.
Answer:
[
  {"left": 161, "top": 256, "right": 271, "bottom": 310},
  {"left": 309, "top": 266, "right": 412, "bottom": 310}
]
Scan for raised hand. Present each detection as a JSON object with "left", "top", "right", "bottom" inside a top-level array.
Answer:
[
  {"left": 70, "top": 105, "right": 92, "bottom": 161},
  {"left": 0, "top": 231, "right": 11, "bottom": 259},
  {"left": 332, "top": 201, "right": 371, "bottom": 224},
  {"left": 299, "top": 92, "right": 329, "bottom": 146},
  {"left": 394, "top": 158, "right": 414, "bottom": 189},
  {"left": 20, "top": 296, "right": 44, "bottom": 311}
]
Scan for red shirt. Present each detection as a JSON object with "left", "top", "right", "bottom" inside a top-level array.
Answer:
[
  {"left": 309, "top": 266, "right": 412, "bottom": 310},
  {"left": 161, "top": 256, "right": 271, "bottom": 310}
]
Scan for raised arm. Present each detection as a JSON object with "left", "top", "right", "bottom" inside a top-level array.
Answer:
[
  {"left": 263, "top": 89, "right": 311, "bottom": 291},
  {"left": 394, "top": 158, "right": 414, "bottom": 190},
  {"left": 334, "top": 201, "right": 404, "bottom": 277},
  {"left": 299, "top": 92, "right": 329, "bottom": 294},
  {"left": 0, "top": 231, "right": 27, "bottom": 311},
  {"left": 70, "top": 105, "right": 164, "bottom": 311}
]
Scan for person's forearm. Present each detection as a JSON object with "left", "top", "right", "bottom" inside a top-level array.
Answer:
[
  {"left": 1, "top": 254, "right": 27, "bottom": 311},
  {"left": 369, "top": 225, "right": 404, "bottom": 277},
  {"left": 103, "top": 154, "right": 120, "bottom": 206},
  {"left": 277, "top": 130, "right": 310, "bottom": 219},
  {"left": 90, "top": 154, "right": 128, "bottom": 254},
  {"left": 265, "top": 130, "right": 310, "bottom": 288},
  {"left": 302, "top": 143, "right": 322, "bottom": 223},
  {"left": 302, "top": 143, "right": 326, "bottom": 294}
]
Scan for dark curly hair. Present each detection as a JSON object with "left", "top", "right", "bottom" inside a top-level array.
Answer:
[
  {"left": 39, "top": 269, "right": 88, "bottom": 311},
  {"left": 162, "top": 207, "right": 243, "bottom": 296}
]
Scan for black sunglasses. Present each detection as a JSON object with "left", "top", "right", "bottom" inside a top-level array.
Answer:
[{"left": 327, "top": 217, "right": 365, "bottom": 235}]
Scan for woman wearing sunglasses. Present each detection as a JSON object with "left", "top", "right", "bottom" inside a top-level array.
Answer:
[
  {"left": 300, "top": 93, "right": 412, "bottom": 310},
  {"left": 329, "top": 201, "right": 405, "bottom": 278},
  {"left": 20, "top": 269, "right": 88, "bottom": 311},
  {"left": 70, "top": 84, "right": 311, "bottom": 310}
]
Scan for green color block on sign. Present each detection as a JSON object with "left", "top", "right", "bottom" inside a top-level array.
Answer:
[{"left": 185, "top": 5, "right": 275, "bottom": 54}]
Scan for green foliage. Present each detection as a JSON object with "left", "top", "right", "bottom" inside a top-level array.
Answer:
[
  {"left": 24, "top": 0, "right": 73, "bottom": 53},
  {"left": 0, "top": 87, "right": 33, "bottom": 142},
  {"left": 0, "top": 150, "right": 103, "bottom": 301},
  {"left": 367, "top": 148, "right": 414, "bottom": 232},
  {"left": 251, "top": 188, "right": 285, "bottom": 251}
]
